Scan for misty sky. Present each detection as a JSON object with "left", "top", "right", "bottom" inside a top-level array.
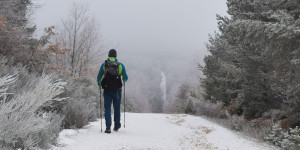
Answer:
[{"left": 33, "top": 0, "right": 228, "bottom": 64}]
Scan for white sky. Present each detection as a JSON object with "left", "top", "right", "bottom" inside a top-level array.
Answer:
[{"left": 33, "top": 0, "right": 228, "bottom": 63}]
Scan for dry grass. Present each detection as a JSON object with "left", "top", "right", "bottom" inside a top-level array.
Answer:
[
  {"left": 176, "top": 118, "right": 185, "bottom": 125},
  {"left": 200, "top": 126, "right": 214, "bottom": 134},
  {"left": 210, "top": 116, "right": 272, "bottom": 140}
]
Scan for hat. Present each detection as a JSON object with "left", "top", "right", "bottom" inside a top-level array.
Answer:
[{"left": 108, "top": 49, "right": 117, "bottom": 57}]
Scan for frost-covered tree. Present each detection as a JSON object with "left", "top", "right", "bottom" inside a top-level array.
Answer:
[
  {"left": 0, "top": 0, "right": 51, "bottom": 72},
  {"left": 265, "top": 124, "right": 284, "bottom": 147},
  {"left": 289, "top": 126, "right": 300, "bottom": 149},
  {"left": 202, "top": 0, "right": 300, "bottom": 120},
  {"left": 265, "top": 124, "right": 300, "bottom": 149},
  {"left": 0, "top": 0, "right": 32, "bottom": 60}
]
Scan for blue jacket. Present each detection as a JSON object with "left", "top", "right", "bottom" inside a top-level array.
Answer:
[{"left": 97, "top": 57, "right": 128, "bottom": 87}]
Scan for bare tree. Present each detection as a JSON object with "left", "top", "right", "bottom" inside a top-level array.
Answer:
[{"left": 49, "top": 2, "right": 102, "bottom": 77}]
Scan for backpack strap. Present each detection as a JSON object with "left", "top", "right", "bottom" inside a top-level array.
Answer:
[
  {"left": 104, "top": 60, "right": 109, "bottom": 76},
  {"left": 115, "top": 62, "right": 121, "bottom": 77}
]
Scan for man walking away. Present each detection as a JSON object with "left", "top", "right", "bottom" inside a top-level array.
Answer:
[{"left": 97, "top": 49, "right": 128, "bottom": 133}]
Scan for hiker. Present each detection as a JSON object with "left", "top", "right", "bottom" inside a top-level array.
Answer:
[{"left": 97, "top": 49, "right": 128, "bottom": 133}]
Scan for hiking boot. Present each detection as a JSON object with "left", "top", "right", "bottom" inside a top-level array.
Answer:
[
  {"left": 113, "top": 123, "right": 121, "bottom": 131},
  {"left": 105, "top": 127, "right": 111, "bottom": 133}
]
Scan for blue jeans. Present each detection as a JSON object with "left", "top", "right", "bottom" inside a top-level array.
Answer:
[{"left": 104, "top": 89, "right": 122, "bottom": 128}]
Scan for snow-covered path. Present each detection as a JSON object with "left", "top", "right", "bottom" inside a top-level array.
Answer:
[{"left": 51, "top": 113, "right": 278, "bottom": 150}]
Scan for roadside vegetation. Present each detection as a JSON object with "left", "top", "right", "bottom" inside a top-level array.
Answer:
[{"left": 175, "top": 0, "right": 300, "bottom": 149}]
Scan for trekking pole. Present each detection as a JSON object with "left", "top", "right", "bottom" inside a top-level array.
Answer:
[
  {"left": 99, "top": 86, "right": 102, "bottom": 132},
  {"left": 124, "top": 82, "right": 126, "bottom": 128}
]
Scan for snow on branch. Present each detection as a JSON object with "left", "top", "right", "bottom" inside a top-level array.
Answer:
[
  {"left": 0, "top": 74, "right": 67, "bottom": 148},
  {"left": 291, "top": 59, "right": 300, "bottom": 65},
  {"left": 0, "top": 74, "right": 18, "bottom": 88},
  {"left": 0, "top": 74, "right": 18, "bottom": 100}
]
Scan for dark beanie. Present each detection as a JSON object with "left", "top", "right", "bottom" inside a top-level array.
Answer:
[{"left": 108, "top": 49, "right": 117, "bottom": 57}]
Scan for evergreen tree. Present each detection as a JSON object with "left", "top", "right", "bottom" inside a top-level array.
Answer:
[
  {"left": 0, "top": 0, "right": 50, "bottom": 72},
  {"left": 202, "top": 0, "right": 300, "bottom": 120},
  {"left": 265, "top": 124, "right": 284, "bottom": 147},
  {"left": 265, "top": 124, "right": 300, "bottom": 149}
]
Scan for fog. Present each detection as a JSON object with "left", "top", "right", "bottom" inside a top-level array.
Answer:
[{"left": 33, "top": 0, "right": 228, "bottom": 112}]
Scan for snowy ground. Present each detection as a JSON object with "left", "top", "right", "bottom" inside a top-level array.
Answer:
[{"left": 51, "top": 113, "right": 278, "bottom": 150}]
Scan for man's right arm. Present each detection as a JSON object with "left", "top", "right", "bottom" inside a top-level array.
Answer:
[{"left": 97, "top": 63, "right": 105, "bottom": 86}]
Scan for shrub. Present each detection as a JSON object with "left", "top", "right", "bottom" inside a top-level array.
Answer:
[
  {"left": 215, "top": 111, "right": 272, "bottom": 139},
  {"left": 265, "top": 124, "right": 300, "bottom": 150},
  {"left": 63, "top": 98, "right": 97, "bottom": 129},
  {"left": 0, "top": 73, "right": 66, "bottom": 149},
  {"left": 175, "top": 82, "right": 225, "bottom": 118},
  {"left": 61, "top": 77, "right": 98, "bottom": 129},
  {"left": 262, "top": 109, "right": 290, "bottom": 121},
  {"left": 290, "top": 113, "right": 300, "bottom": 128},
  {"left": 184, "top": 99, "right": 195, "bottom": 114},
  {"left": 39, "top": 113, "right": 64, "bottom": 149},
  {"left": 194, "top": 100, "right": 225, "bottom": 118}
]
